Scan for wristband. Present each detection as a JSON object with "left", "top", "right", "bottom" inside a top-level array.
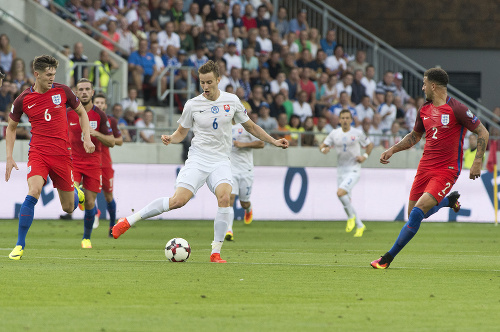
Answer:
[{"left": 363, "top": 153, "right": 369, "bottom": 159}]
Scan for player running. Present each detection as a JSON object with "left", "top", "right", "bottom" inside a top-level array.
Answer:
[
  {"left": 68, "top": 79, "right": 115, "bottom": 249},
  {"left": 320, "top": 109, "right": 374, "bottom": 237},
  {"left": 112, "top": 60, "right": 289, "bottom": 263},
  {"left": 6, "top": 55, "right": 95, "bottom": 260},
  {"left": 93, "top": 93, "right": 123, "bottom": 237},
  {"left": 371, "top": 67, "right": 489, "bottom": 269},
  {"left": 225, "top": 122, "right": 265, "bottom": 241}
]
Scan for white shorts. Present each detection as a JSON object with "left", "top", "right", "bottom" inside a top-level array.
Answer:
[
  {"left": 231, "top": 171, "right": 254, "bottom": 201},
  {"left": 176, "top": 160, "right": 232, "bottom": 195},
  {"left": 337, "top": 169, "right": 360, "bottom": 194}
]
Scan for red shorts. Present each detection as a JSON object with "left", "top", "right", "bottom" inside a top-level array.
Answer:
[
  {"left": 102, "top": 166, "right": 114, "bottom": 193},
  {"left": 73, "top": 165, "right": 102, "bottom": 193},
  {"left": 409, "top": 169, "right": 458, "bottom": 204},
  {"left": 27, "top": 152, "right": 74, "bottom": 191}
]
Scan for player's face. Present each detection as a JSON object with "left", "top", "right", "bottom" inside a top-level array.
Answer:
[
  {"left": 35, "top": 67, "right": 56, "bottom": 91},
  {"left": 422, "top": 76, "right": 434, "bottom": 101},
  {"left": 339, "top": 112, "right": 352, "bottom": 131},
  {"left": 76, "top": 82, "right": 94, "bottom": 105},
  {"left": 94, "top": 97, "right": 107, "bottom": 111},
  {"left": 199, "top": 72, "right": 221, "bottom": 101}
]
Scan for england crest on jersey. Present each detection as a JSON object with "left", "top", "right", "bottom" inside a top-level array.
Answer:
[
  {"left": 441, "top": 114, "right": 450, "bottom": 125},
  {"left": 52, "top": 94, "right": 62, "bottom": 105},
  {"left": 90, "top": 121, "right": 98, "bottom": 130}
]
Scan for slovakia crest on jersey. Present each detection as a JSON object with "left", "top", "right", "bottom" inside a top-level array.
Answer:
[
  {"left": 52, "top": 94, "right": 62, "bottom": 105},
  {"left": 211, "top": 106, "right": 219, "bottom": 114},
  {"left": 90, "top": 121, "right": 98, "bottom": 130},
  {"left": 224, "top": 104, "right": 230, "bottom": 112},
  {"left": 238, "top": 128, "right": 243, "bottom": 134},
  {"left": 441, "top": 114, "right": 450, "bottom": 125}
]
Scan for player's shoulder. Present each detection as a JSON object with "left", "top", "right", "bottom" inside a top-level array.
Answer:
[
  {"left": 13, "top": 87, "right": 32, "bottom": 103},
  {"left": 92, "top": 105, "right": 107, "bottom": 117},
  {"left": 446, "top": 97, "right": 467, "bottom": 111},
  {"left": 350, "top": 127, "right": 364, "bottom": 135},
  {"left": 219, "top": 90, "right": 239, "bottom": 102},
  {"left": 52, "top": 82, "right": 71, "bottom": 91},
  {"left": 108, "top": 115, "right": 118, "bottom": 126}
]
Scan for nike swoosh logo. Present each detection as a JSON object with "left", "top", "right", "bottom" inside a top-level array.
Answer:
[
  {"left": 423, "top": 117, "right": 429, "bottom": 120},
  {"left": 28, "top": 104, "right": 36, "bottom": 109},
  {"left": 70, "top": 123, "right": 77, "bottom": 126}
]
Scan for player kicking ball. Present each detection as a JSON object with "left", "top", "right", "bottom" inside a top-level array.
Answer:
[
  {"left": 112, "top": 60, "right": 289, "bottom": 262},
  {"left": 6, "top": 55, "right": 95, "bottom": 260},
  {"left": 319, "top": 109, "right": 373, "bottom": 237},
  {"left": 371, "top": 68, "right": 489, "bottom": 269}
]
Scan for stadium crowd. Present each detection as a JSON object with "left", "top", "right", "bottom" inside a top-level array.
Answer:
[{"left": 1, "top": 0, "right": 486, "bottom": 148}]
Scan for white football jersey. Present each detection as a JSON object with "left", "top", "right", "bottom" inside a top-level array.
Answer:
[
  {"left": 230, "top": 123, "right": 260, "bottom": 174},
  {"left": 323, "top": 127, "right": 371, "bottom": 172},
  {"left": 178, "top": 90, "right": 250, "bottom": 166}
]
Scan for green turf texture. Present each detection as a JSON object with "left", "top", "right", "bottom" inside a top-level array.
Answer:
[{"left": 1, "top": 219, "right": 499, "bottom": 332}]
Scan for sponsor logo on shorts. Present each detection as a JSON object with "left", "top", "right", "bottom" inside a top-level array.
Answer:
[{"left": 52, "top": 94, "right": 62, "bottom": 105}]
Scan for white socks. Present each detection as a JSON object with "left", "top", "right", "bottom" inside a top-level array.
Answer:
[
  {"left": 227, "top": 208, "right": 235, "bottom": 233},
  {"left": 338, "top": 194, "right": 355, "bottom": 219},
  {"left": 212, "top": 207, "right": 232, "bottom": 254},
  {"left": 128, "top": 197, "right": 170, "bottom": 226}
]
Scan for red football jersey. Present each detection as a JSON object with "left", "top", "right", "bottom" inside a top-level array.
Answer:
[
  {"left": 414, "top": 96, "right": 480, "bottom": 175},
  {"left": 101, "top": 116, "right": 122, "bottom": 168},
  {"left": 10, "top": 83, "right": 80, "bottom": 156},
  {"left": 67, "top": 105, "right": 112, "bottom": 167}
]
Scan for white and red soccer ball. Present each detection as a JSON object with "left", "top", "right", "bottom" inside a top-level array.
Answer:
[{"left": 165, "top": 238, "right": 191, "bottom": 262}]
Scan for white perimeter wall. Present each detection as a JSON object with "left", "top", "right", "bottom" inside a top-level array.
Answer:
[{"left": 0, "top": 163, "right": 496, "bottom": 223}]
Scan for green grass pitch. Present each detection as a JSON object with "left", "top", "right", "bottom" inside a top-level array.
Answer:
[{"left": 1, "top": 219, "right": 499, "bottom": 331}]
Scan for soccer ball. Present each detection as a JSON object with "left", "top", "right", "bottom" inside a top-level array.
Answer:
[{"left": 165, "top": 238, "right": 191, "bottom": 262}]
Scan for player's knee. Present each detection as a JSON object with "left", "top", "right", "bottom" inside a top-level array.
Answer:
[
  {"left": 337, "top": 189, "right": 347, "bottom": 197},
  {"left": 217, "top": 194, "right": 231, "bottom": 207},
  {"left": 170, "top": 196, "right": 188, "bottom": 210},
  {"left": 62, "top": 202, "right": 74, "bottom": 214}
]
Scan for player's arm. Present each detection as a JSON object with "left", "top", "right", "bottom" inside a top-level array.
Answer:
[
  {"left": 74, "top": 103, "right": 95, "bottom": 153},
  {"left": 161, "top": 124, "right": 190, "bottom": 146},
  {"left": 5, "top": 117, "right": 20, "bottom": 181},
  {"left": 380, "top": 130, "right": 423, "bottom": 164},
  {"left": 91, "top": 129, "right": 115, "bottom": 147},
  {"left": 357, "top": 142, "right": 374, "bottom": 163},
  {"left": 114, "top": 135, "right": 124, "bottom": 146},
  {"left": 319, "top": 142, "right": 331, "bottom": 154},
  {"left": 241, "top": 119, "right": 289, "bottom": 149},
  {"left": 470, "top": 123, "right": 489, "bottom": 180},
  {"left": 234, "top": 140, "right": 265, "bottom": 149}
]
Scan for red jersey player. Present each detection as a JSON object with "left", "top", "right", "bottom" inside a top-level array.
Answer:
[
  {"left": 6, "top": 55, "right": 95, "bottom": 260},
  {"left": 93, "top": 93, "right": 123, "bottom": 237},
  {"left": 371, "top": 68, "right": 489, "bottom": 269},
  {"left": 68, "top": 79, "right": 115, "bottom": 249}
]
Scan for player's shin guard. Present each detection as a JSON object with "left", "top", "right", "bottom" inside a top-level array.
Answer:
[
  {"left": 424, "top": 197, "right": 449, "bottom": 218},
  {"left": 83, "top": 208, "right": 96, "bottom": 239},
  {"left": 213, "top": 207, "right": 232, "bottom": 253},
  {"left": 17, "top": 195, "right": 38, "bottom": 248},
  {"left": 128, "top": 197, "right": 170, "bottom": 226},
  {"left": 107, "top": 199, "right": 116, "bottom": 227},
  {"left": 388, "top": 207, "right": 424, "bottom": 258}
]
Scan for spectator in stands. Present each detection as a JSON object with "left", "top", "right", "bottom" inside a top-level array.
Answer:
[
  {"left": 308, "top": 50, "right": 327, "bottom": 78},
  {"left": 289, "top": 9, "right": 308, "bottom": 34},
  {"left": 387, "top": 121, "right": 404, "bottom": 148},
  {"left": 320, "top": 29, "right": 336, "bottom": 57},
  {"left": 393, "top": 95, "right": 407, "bottom": 129},
  {"left": 309, "top": 28, "right": 321, "bottom": 57},
  {"left": 270, "top": 28, "right": 282, "bottom": 53},
  {"left": 301, "top": 116, "right": 316, "bottom": 146},
  {"left": 296, "top": 48, "right": 313, "bottom": 69},
  {"left": 128, "top": 39, "right": 156, "bottom": 95},
  {"left": 361, "top": 117, "right": 371, "bottom": 135},
  {"left": 92, "top": 0, "right": 109, "bottom": 31},
  {"left": 199, "top": 21, "right": 218, "bottom": 57},
  {"left": 200, "top": 3, "right": 212, "bottom": 24},
  {"left": 235, "top": 86, "right": 251, "bottom": 111},
  {"left": 228, "top": 67, "right": 242, "bottom": 91},
  {"left": 211, "top": 46, "right": 227, "bottom": 68},
  {"left": 227, "top": 3, "right": 244, "bottom": 33},
  {"left": 348, "top": 49, "right": 369, "bottom": 74},
  {"left": 119, "top": 109, "right": 137, "bottom": 142},
  {"left": 368, "top": 113, "right": 383, "bottom": 147},
  {"left": 151, "top": 0, "right": 173, "bottom": 31},
  {"left": 256, "top": 26, "right": 273, "bottom": 54},
  {"left": 377, "top": 90, "right": 397, "bottom": 133},
  {"left": 351, "top": 69, "right": 366, "bottom": 105},
  {"left": 270, "top": 72, "right": 289, "bottom": 97},
  {"left": 126, "top": 3, "right": 152, "bottom": 32},
  {"left": 287, "top": 114, "right": 305, "bottom": 146},
  {"left": 69, "top": 42, "right": 89, "bottom": 82},
  {"left": 81, "top": 0, "right": 95, "bottom": 24},
  {"left": 240, "top": 68, "right": 252, "bottom": 99},
  {"left": 269, "top": 91, "right": 286, "bottom": 118},
  {"left": 217, "top": 60, "right": 230, "bottom": 91},
  {"left": 121, "top": 87, "right": 139, "bottom": 114},
  {"left": 241, "top": 46, "right": 259, "bottom": 78},
  {"left": 295, "top": 30, "right": 312, "bottom": 54},
  {"left": 0, "top": 34, "right": 16, "bottom": 76},
  {"left": 355, "top": 95, "right": 375, "bottom": 123},
  {"left": 299, "top": 67, "right": 316, "bottom": 108},
  {"left": 255, "top": 4, "right": 273, "bottom": 30},
  {"left": 257, "top": 102, "right": 278, "bottom": 132},
  {"left": 314, "top": 115, "right": 332, "bottom": 145},
  {"left": 361, "top": 64, "right": 376, "bottom": 103},
  {"left": 111, "top": 103, "right": 124, "bottom": 121},
  {"left": 265, "top": 51, "right": 282, "bottom": 79},
  {"left": 313, "top": 72, "right": 329, "bottom": 117},
  {"left": 293, "top": 90, "right": 313, "bottom": 123},
  {"left": 254, "top": 67, "right": 273, "bottom": 102},
  {"left": 117, "top": 17, "right": 135, "bottom": 58},
  {"left": 64, "top": 0, "right": 90, "bottom": 33},
  {"left": 188, "top": 45, "right": 209, "bottom": 71},
  {"left": 242, "top": 4, "right": 257, "bottom": 31},
  {"left": 178, "top": 21, "right": 195, "bottom": 54},
  {"left": 321, "top": 74, "right": 338, "bottom": 105},
  {"left": 286, "top": 67, "right": 301, "bottom": 101},
  {"left": 394, "top": 71, "right": 415, "bottom": 105},
  {"left": 248, "top": 85, "right": 265, "bottom": 114},
  {"left": 184, "top": 2, "right": 204, "bottom": 32},
  {"left": 335, "top": 72, "right": 353, "bottom": 100},
  {"left": 170, "top": 0, "right": 185, "bottom": 28},
  {"left": 272, "top": 6, "right": 289, "bottom": 38},
  {"left": 376, "top": 70, "right": 397, "bottom": 95},
  {"left": 463, "top": 134, "right": 480, "bottom": 169},
  {"left": 284, "top": 32, "right": 300, "bottom": 56},
  {"left": 275, "top": 112, "right": 292, "bottom": 141},
  {"left": 328, "top": 91, "right": 358, "bottom": 128},
  {"left": 209, "top": 1, "right": 228, "bottom": 32},
  {"left": 325, "top": 44, "right": 346, "bottom": 78},
  {"left": 0, "top": 78, "right": 12, "bottom": 117},
  {"left": 282, "top": 53, "right": 296, "bottom": 77},
  {"left": 10, "top": 58, "right": 35, "bottom": 91},
  {"left": 101, "top": 0, "right": 119, "bottom": 18},
  {"left": 89, "top": 50, "right": 119, "bottom": 93},
  {"left": 158, "top": 21, "right": 180, "bottom": 53},
  {"left": 223, "top": 42, "right": 241, "bottom": 71},
  {"left": 136, "top": 108, "right": 155, "bottom": 143},
  {"left": 129, "top": 21, "right": 147, "bottom": 50},
  {"left": 100, "top": 19, "right": 120, "bottom": 52}
]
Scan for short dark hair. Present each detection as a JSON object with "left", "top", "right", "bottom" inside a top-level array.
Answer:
[
  {"left": 424, "top": 67, "right": 449, "bottom": 87},
  {"left": 33, "top": 55, "right": 59, "bottom": 72},
  {"left": 77, "top": 78, "right": 93, "bottom": 88},
  {"left": 198, "top": 60, "right": 219, "bottom": 78},
  {"left": 339, "top": 109, "right": 353, "bottom": 119},
  {"left": 94, "top": 93, "right": 107, "bottom": 100}
]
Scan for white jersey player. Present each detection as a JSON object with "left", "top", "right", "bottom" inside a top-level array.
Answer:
[
  {"left": 225, "top": 123, "right": 265, "bottom": 241},
  {"left": 320, "top": 109, "right": 374, "bottom": 237},
  {"left": 112, "top": 60, "right": 289, "bottom": 262}
]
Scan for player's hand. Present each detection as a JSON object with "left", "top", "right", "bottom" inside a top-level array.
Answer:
[
  {"left": 356, "top": 155, "right": 366, "bottom": 163},
  {"left": 233, "top": 140, "right": 243, "bottom": 148},
  {"left": 161, "top": 135, "right": 172, "bottom": 146},
  {"left": 469, "top": 160, "right": 482, "bottom": 180},
  {"left": 380, "top": 148, "right": 393, "bottom": 164},
  {"left": 274, "top": 138, "right": 289, "bottom": 149},
  {"left": 5, "top": 158, "right": 19, "bottom": 182},
  {"left": 320, "top": 146, "right": 330, "bottom": 154},
  {"left": 89, "top": 129, "right": 98, "bottom": 137},
  {"left": 84, "top": 139, "right": 95, "bottom": 153}
]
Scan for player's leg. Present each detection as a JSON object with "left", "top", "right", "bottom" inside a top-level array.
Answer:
[
  {"left": 81, "top": 189, "right": 98, "bottom": 248},
  {"left": 102, "top": 167, "right": 117, "bottom": 235},
  {"left": 240, "top": 172, "right": 254, "bottom": 225},
  {"left": 225, "top": 193, "right": 237, "bottom": 241},
  {"left": 337, "top": 171, "right": 360, "bottom": 233}
]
